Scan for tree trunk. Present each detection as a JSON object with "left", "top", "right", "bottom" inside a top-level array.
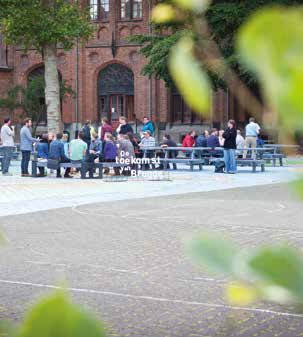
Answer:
[{"left": 44, "top": 43, "right": 62, "bottom": 134}]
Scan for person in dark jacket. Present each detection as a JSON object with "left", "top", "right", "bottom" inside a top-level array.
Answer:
[
  {"left": 81, "top": 120, "right": 91, "bottom": 150},
  {"left": 207, "top": 128, "right": 221, "bottom": 157},
  {"left": 223, "top": 119, "right": 237, "bottom": 174},
  {"left": 195, "top": 130, "right": 209, "bottom": 147},
  {"left": 36, "top": 134, "right": 49, "bottom": 177},
  {"left": 49, "top": 133, "right": 72, "bottom": 178},
  {"left": 117, "top": 116, "right": 133, "bottom": 135},
  {"left": 158, "top": 134, "right": 177, "bottom": 170},
  {"left": 102, "top": 133, "right": 119, "bottom": 175}
]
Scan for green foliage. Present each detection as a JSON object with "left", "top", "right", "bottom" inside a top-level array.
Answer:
[
  {"left": 169, "top": 36, "right": 211, "bottom": 112},
  {"left": 186, "top": 233, "right": 303, "bottom": 306},
  {"left": 134, "top": 0, "right": 302, "bottom": 89},
  {"left": 185, "top": 232, "right": 238, "bottom": 274},
  {"left": 0, "top": 75, "right": 74, "bottom": 132},
  {"left": 0, "top": 86, "right": 23, "bottom": 117},
  {"left": 238, "top": 7, "right": 303, "bottom": 131},
  {"left": 0, "top": 0, "right": 94, "bottom": 51},
  {"left": 15, "top": 291, "right": 106, "bottom": 337},
  {"left": 130, "top": 30, "right": 188, "bottom": 87}
]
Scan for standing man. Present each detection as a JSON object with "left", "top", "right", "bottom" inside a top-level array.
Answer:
[
  {"left": 0, "top": 117, "right": 15, "bottom": 176},
  {"left": 243, "top": 117, "right": 261, "bottom": 159},
  {"left": 20, "top": 118, "right": 39, "bottom": 177}
]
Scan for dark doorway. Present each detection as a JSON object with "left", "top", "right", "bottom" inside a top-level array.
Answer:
[{"left": 98, "top": 63, "right": 134, "bottom": 124}]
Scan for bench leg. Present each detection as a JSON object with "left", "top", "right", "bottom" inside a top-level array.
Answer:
[
  {"left": 98, "top": 164, "right": 103, "bottom": 179},
  {"left": 190, "top": 163, "right": 194, "bottom": 171},
  {"left": 252, "top": 163, "right": 257, "bottom": 173},
  {"left": 273, "top": 158, "right": 276, "bottom": 167},
  {"left": 199, "top": 164, "right": 203, "bottom": 171},
  {"left": 31, "top": 161, "right": 37, "bottom": 177},
  {"left": 261, "top": 164, "right": 265, "bottom": 172},
  {"left": 280, "top": 157, "right": 283, "bottom": 166}
]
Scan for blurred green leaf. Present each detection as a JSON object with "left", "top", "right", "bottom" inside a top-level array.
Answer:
[
  {"left": 248, "top": 245, "right": 303, "bottom": 298},
  {"left": 290, "top": 179, "right": 303, "bottom": 201},
  {"left": 152, "top": 4, "right": 177, "bottom": 24},
  {"left": 238, "top": 7, "right": 303, "bottom": 131},
  {"left": 226, "top": 282, "right": 258, "bottom": 305},
  {"left": 185, "top": 232, "right": 238, "bottom": 274},
  {"left": 172, "top": 0, "right": 211, "bottom": 13},
  {"left": 169, "top": 36, "right": 211, "bottom": 114},
  {"left": 16, "top": 291, "right": 106, "bottom": 337}
]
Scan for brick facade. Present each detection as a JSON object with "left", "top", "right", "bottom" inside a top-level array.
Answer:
[{"left": 0, "top": 0, "right": 235, "bottom": 142}]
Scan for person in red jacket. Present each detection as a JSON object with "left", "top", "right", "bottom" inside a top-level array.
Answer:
[
  {"left": 182, "top": 130, "right": 196, "bottom": 147},
  {"left": 182, "top": 130, "right": 196, "bottom": 157}
]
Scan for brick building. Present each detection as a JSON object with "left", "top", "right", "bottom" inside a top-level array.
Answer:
[{"left": 0, "top": 0, "right": 248, "bottom": 141}]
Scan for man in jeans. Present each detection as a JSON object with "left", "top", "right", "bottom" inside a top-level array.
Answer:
[
  {"left": 20, "top": 118, "right": 39, "bottom": 177},
  {"left": 243, "top": 117, "right": 261, "bottom": 160},
  {"left": 0, "top": 117, "right": 15, "bottom": 176}
]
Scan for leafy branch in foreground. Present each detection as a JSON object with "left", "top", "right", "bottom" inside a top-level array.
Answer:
[
  {"left": 1, "top": 291, "right": 107, "bottom": 337},
  {"left": 186, "top": 233, "right": 303, "bottom": 306}
]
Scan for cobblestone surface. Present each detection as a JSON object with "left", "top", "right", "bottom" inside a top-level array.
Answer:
[{"left": 0, "top": 184, "right": 303, "bottom": 336}]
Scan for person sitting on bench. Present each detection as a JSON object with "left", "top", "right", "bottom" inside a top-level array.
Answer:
[{"left": 49, "top": 133, "right": 73, "bottom": 178}]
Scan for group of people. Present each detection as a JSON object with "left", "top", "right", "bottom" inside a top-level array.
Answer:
[
  {"left": 181, "top": 117, "right": 261, "bottom": 174},
  {"left": 0, "top": 114, "right": 261, "bottom": 176},
  {"left": 0, "top": 115, "right": 156, "bottom": 177}
]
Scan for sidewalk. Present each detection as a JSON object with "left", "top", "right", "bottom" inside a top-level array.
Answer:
[{"left": 0, "top": 160, "right": 300, "bottom": 217}]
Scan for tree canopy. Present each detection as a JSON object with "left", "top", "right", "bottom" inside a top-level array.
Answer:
[
  {"left": 131, "top": 0, "right": 303, "bottom": 89},
  {"left": 0, "top": 0, "right": 94, "bottom": 51}
]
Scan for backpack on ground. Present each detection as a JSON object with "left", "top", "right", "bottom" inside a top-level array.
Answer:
[{"left": 214, "top": 160, "right": 225, "bottom": 173}]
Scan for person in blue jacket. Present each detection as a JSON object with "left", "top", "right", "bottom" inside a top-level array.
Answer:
[
  {"left": 141, "top": 116, "right": 155, "bottom": 136},
  {"left": 36, "top": 134, "right": 49, "bottom": 177}
]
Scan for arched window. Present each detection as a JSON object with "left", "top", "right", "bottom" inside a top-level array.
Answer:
[
  {"left": 120, "top": 0, "right": 142, "bottom": 20},
  {"left": 98, "top": 64, "right": 134, "bottom": 123},
  {"left": 90, "top": 0, "right": 109, "bottom": 21}
]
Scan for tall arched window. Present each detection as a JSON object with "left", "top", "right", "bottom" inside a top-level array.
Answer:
[
  {"left": 90, "top": 0, "right": 109, "bottom": 21},
  {"left": 120, "top": 0, "right": 142, "bottom": 20}
]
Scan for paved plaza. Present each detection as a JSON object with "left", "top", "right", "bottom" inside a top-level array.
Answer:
[{"left": 0, "top": 163, "right": 303, "bottom": 336}]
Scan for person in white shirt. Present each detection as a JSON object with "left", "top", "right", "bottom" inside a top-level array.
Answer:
[
  {"left": 0, "top": 117, "right": 15, "bottom": 175},
  {"left": 243, "top": 117, "right": 261, "bottom": 159},
  {"left": 236, "top": 130, "right": 245, "bottom": 157}
]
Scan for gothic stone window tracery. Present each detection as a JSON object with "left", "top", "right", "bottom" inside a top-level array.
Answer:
[
  {"left": 90, "top": 0, "right": 109, "bottom": 21},
  {"left": 120, "top": 0, "right": 142, "bottom": 20}
]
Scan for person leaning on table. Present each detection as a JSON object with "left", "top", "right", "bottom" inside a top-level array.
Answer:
[{"left": 243, "top": 117, "right": 261, "bottom": 160}]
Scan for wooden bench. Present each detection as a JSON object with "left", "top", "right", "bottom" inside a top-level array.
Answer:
[
  {"left": 261, "top": 153, "right": 284, "bottom": 167},
  {"left": 141, "top": 146, "right": 206, "bottom": 171},
  {"left": 32, "top": 159, "right": 131, "bottom": 179},
  {"left": 160, "top": 158, "right": 203, "bottom": 171},
  {"left": 236, "top": 159, "right": 265, "bottom": 172}
]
